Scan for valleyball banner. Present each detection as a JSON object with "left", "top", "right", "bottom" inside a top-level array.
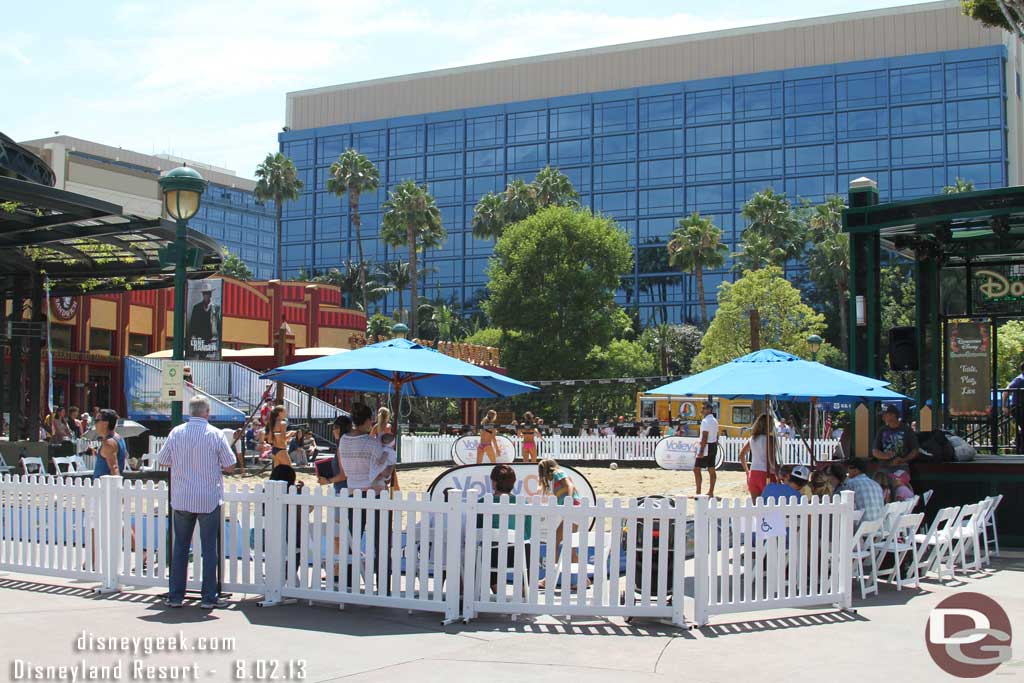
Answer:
[
  {"left": 427, "top": 463, "right": 595, "bottom": 503},
  {"left": 654, "top": 436, "right": 702, "bottom": 470},
  {"left": 451, "top": 434, "right": 516, "bottom": 465},
  {"left": 185, "top": 279, "right": 223, "bottom": 360}
]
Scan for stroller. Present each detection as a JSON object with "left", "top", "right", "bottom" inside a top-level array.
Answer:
[{"left": 621, "top": 496, "right": 682, "bottom": 609}]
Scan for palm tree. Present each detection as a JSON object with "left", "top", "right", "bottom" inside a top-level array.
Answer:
[
  {"left": 943, "top": 177, "right": 975, "bottom": 194},
  {"left": 533, "top": 166, "right": 579, "bottom": 208},
  {"left": 503, "top": 178, "right": 538, "bottom": 224},
  {"left": 667, "top": 212, "right": 728, "bottom": 325},
  {"left": 381, "top": 181, "right": 446, "bottom": 337},
  {"left": 378, "top": 261, "right": 413, "bottom": 322},
  {"left": 326, "top": 150, "right": 380, "bottom": 312},
  {"left": 733, "top": 232, "right": 784, "bottom": 273},
  {"left": 254, "top": 152, "right": 303, "bottom": 280},
  {"left": 739, "top": 188, "right": 804, "bottom": 274},
  {"left": 807, "top": 196, "right": 850, "bottom": 353},
  {"left": 471, "top": 192, "right": 506, "bottom": 241}
]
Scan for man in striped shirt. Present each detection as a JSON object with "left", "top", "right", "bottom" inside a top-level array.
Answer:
[{"left": 157, "top": 395, "right": 237, "bottom": 608}]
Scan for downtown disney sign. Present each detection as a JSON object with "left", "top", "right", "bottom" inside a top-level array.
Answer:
[{"left": 975, "top": 268, "right": 1024, "bottom": 304}]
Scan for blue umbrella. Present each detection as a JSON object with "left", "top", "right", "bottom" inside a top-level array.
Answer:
[
  {"left": 260, "top": 337, "right": 538, "bottom": 399},
  {"left": 648, "top": 349, "right": 906, "bottom": 402}
]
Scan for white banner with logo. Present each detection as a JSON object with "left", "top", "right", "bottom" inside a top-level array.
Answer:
[
  {"left": 451, "top": 434, "right": 516, "bottom": 465},
  {"left": 654, "top": 436, "right": 701, "bottom": 470},
  {"left": 427, "top": 463, "right": 596, "bottom": 503}
]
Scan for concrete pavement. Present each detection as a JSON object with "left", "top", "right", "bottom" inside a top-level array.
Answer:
[{"left": 0, "top": 554, "right": 1021, "bottom": 682}]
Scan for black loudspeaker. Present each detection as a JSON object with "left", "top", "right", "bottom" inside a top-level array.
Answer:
[{"left": 888, "top": 326, "right": 918, "bottom": 371}]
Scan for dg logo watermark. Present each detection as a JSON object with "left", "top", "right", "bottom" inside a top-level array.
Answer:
[{"left": 926, "top": 592, "right": 1012, "bottom": 678}]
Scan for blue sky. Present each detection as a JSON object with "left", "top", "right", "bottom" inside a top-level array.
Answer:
[{"left": 5, "top": 0, "right": 928, "bottom": 178}]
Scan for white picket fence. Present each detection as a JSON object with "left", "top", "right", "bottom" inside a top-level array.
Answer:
[
  {"left": 692, "top": 492, "right": 855, "bottom": 626},
  {"left": 0, "top": 474, "right": 856, "bottom": 626},
  {"left": 401, "top": 434, "right": 841, "bottom": 465}
]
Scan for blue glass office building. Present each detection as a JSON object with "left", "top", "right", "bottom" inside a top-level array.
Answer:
[
  {"left": 189, "top": 182, "right": 277, "bottom": 280},
  {"left": 281, "top": 3, "right": 1022, "bottom": 324}
]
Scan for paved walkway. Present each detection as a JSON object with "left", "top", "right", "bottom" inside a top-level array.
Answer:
[{"left": 1, "top": 555, "right": 1022, "bottom": 682}]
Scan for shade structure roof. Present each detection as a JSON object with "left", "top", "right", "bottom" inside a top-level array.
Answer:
[
  {"left": 648, "top": 349, "right": 907, "bottom": 402},
  {"left": 842, "top": 184, "right": 1024, "bottom": 265},
  {"left": 0, "top": 175, "right": 222, "bottom": 295},
  {"left": 260, "top": 337, "right": 538, "bottom": 398}
]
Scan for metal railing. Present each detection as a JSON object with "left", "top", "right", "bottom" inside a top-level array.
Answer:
[{"left": 124, "top": 356, "right": 245, "bottom": 423}]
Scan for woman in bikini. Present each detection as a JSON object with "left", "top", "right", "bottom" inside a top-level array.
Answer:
[
  {"left": 264, "top": 405, "right": 297, "bottom": 485},
  {"left": 477, "top": 410, "right": 499, "bottom": 464},
  {"left": 518, "top": 411, "right": 539, "bottom": 463}
]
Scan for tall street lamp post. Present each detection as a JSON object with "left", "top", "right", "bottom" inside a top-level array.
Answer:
[
  {"left": 807, "top": 334, "right": 823, "bottom": 362},
  {"left": 159, "top": 166, "right": 207, "bottom": 425}
]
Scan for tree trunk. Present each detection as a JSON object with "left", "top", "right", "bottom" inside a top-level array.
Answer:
[
  {"left": 275, "top": 200, "right": 283, "bottom": 280},
  {"left": 396, "top": 283, "right": 404, "bottom": 324},
  {"left": 696, "top": 261, "right": 708, "bottom": 326},
  {"left": 351, "top": 191, "right": 367, "bottom": 313},
  {"left": 408, "top": 224, "right": 418, "bottom": 338}
]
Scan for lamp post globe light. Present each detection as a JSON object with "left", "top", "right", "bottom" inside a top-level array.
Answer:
[
  {"left": 158, "top": 166, "right": 207, "bottom": 425},
  {"left": 806, "top": 333, "right": 823, "bottom": 362}
]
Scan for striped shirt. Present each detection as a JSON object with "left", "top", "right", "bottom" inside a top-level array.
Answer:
[{"left": 157, "top": 417, "right": 237, "bottom": 513}]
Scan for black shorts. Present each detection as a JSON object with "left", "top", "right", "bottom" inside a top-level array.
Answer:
[{"left": 695, "top": 442, "right": 718, "bottom": 469}]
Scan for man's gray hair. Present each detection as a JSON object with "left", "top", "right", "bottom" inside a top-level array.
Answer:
[{"left": 189, "top": 395, "right": 211, "bottom": 417}]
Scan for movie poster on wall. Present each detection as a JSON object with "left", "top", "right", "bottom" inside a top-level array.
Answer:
[{"left": 185, "top": 279, "right": 223, "bottom": 360}]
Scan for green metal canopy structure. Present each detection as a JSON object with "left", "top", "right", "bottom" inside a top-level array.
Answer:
[
  {"left": 0, "top": 134, "right": 222, "bottom": 442},
  {"left": 842, "top": 177, "right": 1024, "bottom": 454}
]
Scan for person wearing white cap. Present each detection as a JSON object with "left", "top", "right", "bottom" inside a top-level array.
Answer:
[{"left": 760, "top": 464, "right": 811, "bottom": 503}]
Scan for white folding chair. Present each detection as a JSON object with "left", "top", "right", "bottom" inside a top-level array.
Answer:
[
  {"left": 950, "top": 503, "right": 982, "bottom": 573},
  {"left": 974, "top": 497, "right": 996, "bottom": 567},
  {"left": 852, "top": 518, "right": 882, "bottom": 599},
  {"left": 982, "top": 494, "right": 1003, "bottom": 560},
  {"left": 0, "top": 459, "right": 13, "bottom": 474},
  {"left": 914, "top": 506, "right": 960, "bottom": 583},
  {"left": 20, "top": 456, "right": 44, "bottom": 475},
  {"left": 878, "top": 512, "right": 924, "bottom": 590},
  {"left": 51, "top": 456, "right": 75, "bottom": 474},
  {"left": 69, "top": 454, "right": 88, "bottom": 473},
  {"left": 921, "top": 489, "right": 934, "bottom": 507}
]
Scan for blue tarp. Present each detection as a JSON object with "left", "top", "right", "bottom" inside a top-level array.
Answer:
[
  {"left": 261, "top": 338, "right": 538, "bottom": 398},
  {"left": 648, "top": 349, "right": 907, "bottom": 402}
]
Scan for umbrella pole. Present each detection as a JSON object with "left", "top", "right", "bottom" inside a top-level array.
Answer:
[{"left": 810, "top": 397, "right": 817, "bottom": 468}]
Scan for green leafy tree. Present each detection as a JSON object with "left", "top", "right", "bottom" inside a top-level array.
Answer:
[
  {"left": 960, "top": 0, "right": 1022, "bottom": 32},
  {"left": 464, "top": 327, "right": 503, "bottom": 348},
  {"left": 485, "top": 206, "right": 633, "bottom": 418},
  {"left": 943, "top": 177, "right": 976, "bottom": 194},
  {"left": 738, "top": 189, "right": 805, "bottom": 274},
  {"left": 327, "top": 150, "right": 380, "bottom": 313},
  {"left": 667, "top": 212, "right": 728, "bottom": 325},
  {"left": 366, "top": 312, "right": 395, "bottom": 341},
  {"left": 381, "top": 181, "right": 446, "bottom": 337},
  {"left": 997, "top": 320, "right": 1024, "bottom": 387},
  {"left": 805, "top": 196, "right": 851, "bottom": 353},
  {"left": 254, "top": 152, "right": 303, "bottom": 280},
  {"left": 503, "top": 178, "right": 538, "bottom": 225},
  {"left": 694, "top": 266, "right": 826, "bottom": 370},
  {"left": 218, "top": 249, "right": 253, "bottom": 281},
  {"left": 582, "top": 339, "right": 660, "bottom": 417}
]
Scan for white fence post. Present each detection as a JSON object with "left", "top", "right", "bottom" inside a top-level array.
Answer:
[
  {"left": 692, "top": 495, "right": 710, "bottom": 627},
  {"left": 672, "top": 495, "right": 688, "bottom": 628},
  {"left": 839, "top": 490, "right": 854, "bottom": 610},
  {"left": 97, "top": 475, "right": 122, "bottom": 594},
  {"left": 258, "top": 480, "right": 287, "bottom": 607}
]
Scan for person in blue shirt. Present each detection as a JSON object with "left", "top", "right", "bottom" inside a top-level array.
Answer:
[
  {"left": 1003, "top": 360, "right": 1024, "bottom": 454},
  {"left": 761, "top": 464, "right": 810, "bottom": 503},
  {"left": 92, "top": 409, "right": 126, "bottom": 479}
]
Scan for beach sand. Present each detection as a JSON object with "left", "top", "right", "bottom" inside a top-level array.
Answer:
[{"left": 287, "top": 464, "right": 751, "bottom": 499}]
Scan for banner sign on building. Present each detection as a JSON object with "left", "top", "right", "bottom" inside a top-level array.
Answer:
[
  {"left": 185, "top": 279, "right": 222, "bottom": 360},
  {"left": 972, "top": 266, "right": 1024, "bottom": 316},
  {"left": 946, "top": 319, "right": 993, "bottom": 418}
]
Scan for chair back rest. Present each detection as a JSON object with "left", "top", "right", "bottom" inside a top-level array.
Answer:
[
  {"left": 984, "top": 494, "right": 1004, "bottom": 524},
  {"left": 21, "top": 456, "right": 44, "bottom": 474},
  {"left": 926, "top": 506, "right": 960, "bottom": 541},
  {"left": 922, "top": 489, "right": 934, "bottom": 506},
  {"left": 954, "top": 502, "right": 980, "bottom": 531},
  {"left": 897, "top": 512, "right": 925, "bottom": 539},
  {"left": 854, "top": 518, "right": 882, "bottom": 551},
  {"left": 69, "top": 455, "right": 87, "bottom": 472},
  {"left": 51, "top": 456, "right": 73, "bottom": 474}
]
